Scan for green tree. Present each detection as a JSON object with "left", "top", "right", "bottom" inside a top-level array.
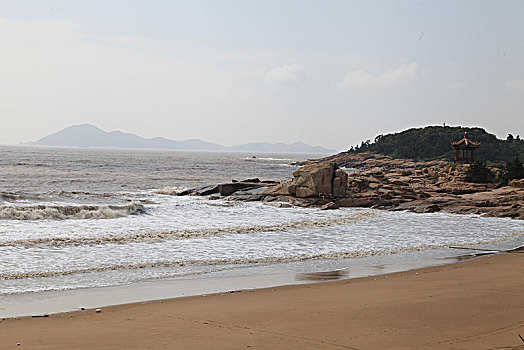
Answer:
[
  {"left": 500, "top": 157, "right": 524, "bottom": 185},
  {"left": 464, "top": 161, "right": 494, "bottom": 183}
]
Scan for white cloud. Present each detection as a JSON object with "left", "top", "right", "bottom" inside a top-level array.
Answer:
[
  {"left": 265, "top": 64, "right": 305, "bottom": 87},
  {"left": 505, "top": 79, "right": 524, "bottom": 90},
  {"left": 338, "top": 63, "right": 419, "bottom": 90}
]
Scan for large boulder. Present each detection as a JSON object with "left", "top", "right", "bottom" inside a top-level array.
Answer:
[
  {"left": 264, "top": 162, "right": 347, "bottom": 198},
  {"left": 292, "top": 162, "right": 335, "bottom": 197}
]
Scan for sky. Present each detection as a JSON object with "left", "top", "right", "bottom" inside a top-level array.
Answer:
[{"left": 1, "top": 0, "right": 523, "bottom": 151}]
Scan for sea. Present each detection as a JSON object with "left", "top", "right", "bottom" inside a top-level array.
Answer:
[{"left": 1, "top": 145, "right": 523, "bottom": 309}]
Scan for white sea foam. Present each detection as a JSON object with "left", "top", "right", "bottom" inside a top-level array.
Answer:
[
  {"left": 1, "top": 232, "right": 522, "bottom": 280},
  {"left": 1, "top": 210, "right": 380, "bottom": 247},
  {"left": 154, "top": 186, "right": 187, "bottom": 196},
  {"left": 0, "top": 202, "right": 145, "bottom": 220}
]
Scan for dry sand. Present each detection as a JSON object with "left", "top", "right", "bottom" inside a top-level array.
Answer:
[{"left": 1, "top": 252, "right": 523, "bottom": 349}]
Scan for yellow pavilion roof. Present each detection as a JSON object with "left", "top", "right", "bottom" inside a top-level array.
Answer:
[{"left": 451, "top": 133, "right": 480, "bottom": 148}]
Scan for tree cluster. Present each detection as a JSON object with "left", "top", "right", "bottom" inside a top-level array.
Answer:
[
  {"left": 500, "top": 157, "right": 524, "bottom": 185},
  {"left": 348, "top": 126, "right": 524, "bottom": 163}
]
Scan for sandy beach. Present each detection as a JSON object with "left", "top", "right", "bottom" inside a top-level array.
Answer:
[{"left": 1, "top": 252, "right": 523, "bottom": 349}]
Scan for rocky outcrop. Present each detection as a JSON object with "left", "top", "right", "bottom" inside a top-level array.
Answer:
[
  {"left": 286, "top": 154, "right": 524, "bottom": 218},
  {"left": 219, "top": 182, "right": 267, "bottom": 196},
  {"left": 294, "top": 152, "right": 446, "bottom": 171},
  {"left": 178, "top": 152, "right": 524, "bottom": 220},
  {"left": 263, "top": 162, "right": 347, "bottom": 198},
  {"left": 509, "top": 179, "right": 524, "bottom": 188},
  {"left": 178, "top": 179, "right": 277, "bottom": 197}
]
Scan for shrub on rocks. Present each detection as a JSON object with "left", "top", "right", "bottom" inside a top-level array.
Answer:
[
  {"left": 464, "top": 161, "right": 494, "bottom": 183},
  {"left": 500, "top": 157, "right": 524, "bottom": 185}
]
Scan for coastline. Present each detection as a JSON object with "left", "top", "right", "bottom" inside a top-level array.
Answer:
[
  {"left": 5, "top": 207, "right": 523, "bottom": 319},
  {"left": 1, "top": 251, "right": 523, "bottom": 349},
  {"left": 1, "top": 147, "right": 523, "bottom": 349},
  {"left": 0, "top": 254, "right": 470, "bottom": 319},
  {"left": 184, "top": 152, "right": 524, "bottom": 221}
]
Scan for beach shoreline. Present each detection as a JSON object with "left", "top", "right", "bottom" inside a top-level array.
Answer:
[
  {"left": 1, "top": 251, "right": 523, "bottom": 349},
  {"left": 0, "top": 254, "right": 469, "bottom": 319}
]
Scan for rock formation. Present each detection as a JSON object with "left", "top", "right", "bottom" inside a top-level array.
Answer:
[
  {"left": 263, "top": 162, "right": 347, "bottom": 198},
  {"left": 178, "top": 152, "right": 524, "bottom": 220},
  {"left": 509, "top": 179, "right": 524, "bottom": 188}
]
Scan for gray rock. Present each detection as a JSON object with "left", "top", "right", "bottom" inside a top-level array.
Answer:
[
  {"left": 228, "top": 194, "right": 264, "bottom": 201},
  {"left": 218, "top": 182, "right": 273, "bottom": 196},
  {"left": 176, "top": 189, "right": 194, "bottom": 196},
  {"left": 194, "top": 184, "right": 220, "bottom": 196},
  {"left": 262, "top": 195, "right": 277, "bottom": 202},
  {"left": 320, "top": 201, "right": 339, "bottom": 210}
]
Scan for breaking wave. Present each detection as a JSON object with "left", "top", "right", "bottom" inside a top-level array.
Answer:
[
  {"left": 154, "top": 186, "right": 188, "bottom": 195},
  {"left": 2, "top": 234, "right": 522, "bottom": 280},
  {"left": 0, "top": 191, "right": 41, "bottom": 202},
  {"left": 250, "top": 157, "right": 293, "bottom": 161},
  {"left": 2, "top": 210, "right": 380, "bottom": 247},
  {"left": 0, "top": 202, "right": 146, "bottom": 221}
]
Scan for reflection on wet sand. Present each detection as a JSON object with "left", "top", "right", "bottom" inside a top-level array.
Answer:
[{"left": 296, "top": 268, "right": 349, "bottom": 281}]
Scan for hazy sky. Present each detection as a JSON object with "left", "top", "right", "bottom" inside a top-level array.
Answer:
[{"left": 1, "top": 0, "right": 523, "bottom": 151}]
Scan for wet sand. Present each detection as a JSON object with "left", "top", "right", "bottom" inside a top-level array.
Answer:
[
  {"left": 1, "top": 252, "right": 523, "bottom": 349},
  {"left": 0, "top": 257, "right": 457, "bottom": 319}
]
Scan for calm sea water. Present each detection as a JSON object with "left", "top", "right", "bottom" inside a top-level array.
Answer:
[{"left": 1, "top": 145, "right": 523, "bottom": 295}]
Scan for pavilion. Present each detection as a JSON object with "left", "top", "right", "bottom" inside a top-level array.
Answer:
[{"left": 451, "top": 132, "right": 480, "bottom": 163}]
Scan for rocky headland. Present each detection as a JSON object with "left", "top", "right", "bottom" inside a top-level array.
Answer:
[{"left": 178, "top": 152, "right": 524, "bottom": 219}]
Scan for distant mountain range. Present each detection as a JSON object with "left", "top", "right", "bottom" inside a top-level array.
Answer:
[{"left": 29, "top": 124, "right": 335, "bottom": 154}]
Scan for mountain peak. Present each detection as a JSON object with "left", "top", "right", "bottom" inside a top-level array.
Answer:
[{"left": 31, "top": 124, "right": 335, "bottom": 154}]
